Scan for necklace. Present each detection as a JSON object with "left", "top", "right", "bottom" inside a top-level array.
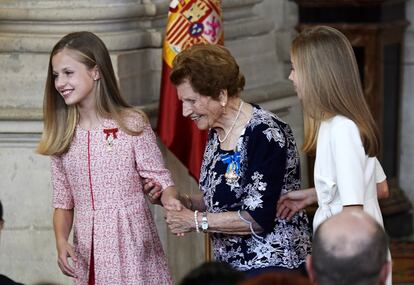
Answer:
[{"left": 218, "top": 101, "right": 244, "bottom": 143}]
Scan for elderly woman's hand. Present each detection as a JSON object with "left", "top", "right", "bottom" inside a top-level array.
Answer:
[{"left": 165, "top": 207, "right": 195, "bottom": 235}]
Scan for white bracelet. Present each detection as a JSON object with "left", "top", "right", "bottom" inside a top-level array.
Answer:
[
  {"left": 237, "top": 210, "right": 262, "bottom": 240},
  {"left": 194, "top": 210, "right": 200, "bottom": 233}
]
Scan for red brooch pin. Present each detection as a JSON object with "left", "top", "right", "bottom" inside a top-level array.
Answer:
[{"left": 103, "top": 128, "right": 118, "bottom": 150}]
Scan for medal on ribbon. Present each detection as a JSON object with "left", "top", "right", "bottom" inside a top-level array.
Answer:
[
  {"left": 103, "top": 128, "right": 118, "bottom": 151},
  {"left": 221, "top": 151, "right": 241, "bottom": 186}
]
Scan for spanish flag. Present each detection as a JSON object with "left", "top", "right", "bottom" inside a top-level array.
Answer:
[{"left": 157, "top": 0, "right": 224, "bottom": 180}]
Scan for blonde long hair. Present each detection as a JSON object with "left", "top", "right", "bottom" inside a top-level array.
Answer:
[
  {"left": 291, "top": 26, "right": 379, "bottom": 157},
  {"left": 37, "top": 31, "right": 146, "bottom": 155}
]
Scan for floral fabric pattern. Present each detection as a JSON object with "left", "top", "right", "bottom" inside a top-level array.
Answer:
[{"left": 199, "top": 105, "right": 311, "bottom": 271}]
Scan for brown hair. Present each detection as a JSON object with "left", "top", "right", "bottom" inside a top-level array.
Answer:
[
  {"left": 37, "top": 31, "right": 146, "bottom": 155},
  {"left": 291, "top": 26, "right": 379, "bottom": 156},
  {"left": 170, "top": 43, "right": 245, "bottom": 98}
]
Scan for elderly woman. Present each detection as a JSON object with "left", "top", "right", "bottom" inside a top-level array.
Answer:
[{"left": 147, "top": 43, "right": 311, "bottom": 276}]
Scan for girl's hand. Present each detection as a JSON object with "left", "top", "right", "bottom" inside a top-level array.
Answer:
[
  {"left": 143, "top": 178, "right": 163, "bottom": 205},
  {"left": 162, "top": 196, "right": 183, "bottom": 211},
  {"left": 165, "top": 208, "right": 194, "bottom": 235},
  {"left": 161, "top": 188, "right": 183, "bottom": 211},
  {"left": 277, "top": 188, "right": 317, "bottom": 220},
  {"left": 56, "top": 239, "right": 77, "bottom": 278}
]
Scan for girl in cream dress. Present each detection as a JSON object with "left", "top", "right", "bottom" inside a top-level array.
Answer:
[{"left": 277, "top": 26, "right": 392, "bottom": 284}]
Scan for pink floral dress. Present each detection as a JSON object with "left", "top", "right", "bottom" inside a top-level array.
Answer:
[{"left": 51, "top": 114, "right": 173, "bottom": 285}]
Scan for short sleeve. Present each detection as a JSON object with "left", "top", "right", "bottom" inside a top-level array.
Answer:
[
  {"left": 241, "top": 122, "right": 296, "bottom": 233},
  {"left": 331, "top": 119, "right": 365, "bottom": 206},
  {"left": 51, "top": 156, "right": 74, "bottom": 209},
  {"left": 133, "top": 123, "right": 174, "bottom": 190},
  {"left": 375, "top": 158, "right": 386, "bottom": 183}
]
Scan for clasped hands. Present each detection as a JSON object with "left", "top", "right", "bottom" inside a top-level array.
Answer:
[
  {"left": 143, "top": 179, "right": 316, "bottom": 237},
  {"left": 143, "top": 179, "right": 194, "bottom": 236}
]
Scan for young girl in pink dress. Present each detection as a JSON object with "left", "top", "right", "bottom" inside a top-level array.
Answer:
[{"left": 37, "top": 31, "right": 181, "bottom": 285}]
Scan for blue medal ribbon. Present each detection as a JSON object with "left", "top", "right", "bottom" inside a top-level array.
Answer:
[{"left": 221, "top": 152, "right": 241, "bottom": 177}]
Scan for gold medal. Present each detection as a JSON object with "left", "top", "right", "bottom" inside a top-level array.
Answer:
[
  {"left": 224, "top": 161, "right": 239, "bottom": 184},
  {"left": 221, "top": 149, "right": 241, "bottom": 186}
]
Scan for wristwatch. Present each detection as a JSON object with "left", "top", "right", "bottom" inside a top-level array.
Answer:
[{"left": 201, "top": 212, "right": 209, "bottom": 233}]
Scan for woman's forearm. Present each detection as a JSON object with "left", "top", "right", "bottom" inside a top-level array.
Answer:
[
  {"left": 53, "top": 208, "right": 74, "bottom": 245},
  {"left": 179, "top": 193, "right": 206, "bottom": 211},
  {"left": 206, "top": 211, "right": 263, "bottom": 235},
  {"left": 166, "top": 208, "right": 263, "bottom": 235},
  {"left": 306, "top": 187, "right": 318, "bottom": 205}
]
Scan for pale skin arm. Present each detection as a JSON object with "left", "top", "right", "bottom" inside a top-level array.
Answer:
[
  {"left": 144, "top": 179, "right": 263, "bottom": 235},
  {"left": 205, "top": 211, "right": 263, "bottom": 234},
  {"left": 177, "top": 192, "right": 206, "bottom": 211},
  {"left": 143, "top": 178, "right": 206, "bottom": 211},
  {"left": 159, "top": 186, "right": 183, "bottom": 211},
  {"left": 277, "top": 181, "right": 388, "bottom": 220},
  {"left": 165, "top": 208, "right": 263, "bottom": 235},
  {"left": 376, "top": 180, "right": 389, "bottom": 199},
  {"left": 276, "top": 187, "right": 317, "bottom": 220},
  {"left": 53, "top": 208, "right": 77, "bottom": 278}
]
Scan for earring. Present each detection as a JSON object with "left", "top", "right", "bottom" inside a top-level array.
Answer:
[{"left": 221, "top": 102, "right": 226, "bottom": 114}]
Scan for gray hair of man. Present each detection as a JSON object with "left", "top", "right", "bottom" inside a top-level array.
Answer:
[{"left": 306, "top": 210, "right": 390, "bottom": 285}]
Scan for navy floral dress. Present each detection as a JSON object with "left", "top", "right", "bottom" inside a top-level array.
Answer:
[{"left": 199, "top": 105, "right": 311, "bottom": 271}]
